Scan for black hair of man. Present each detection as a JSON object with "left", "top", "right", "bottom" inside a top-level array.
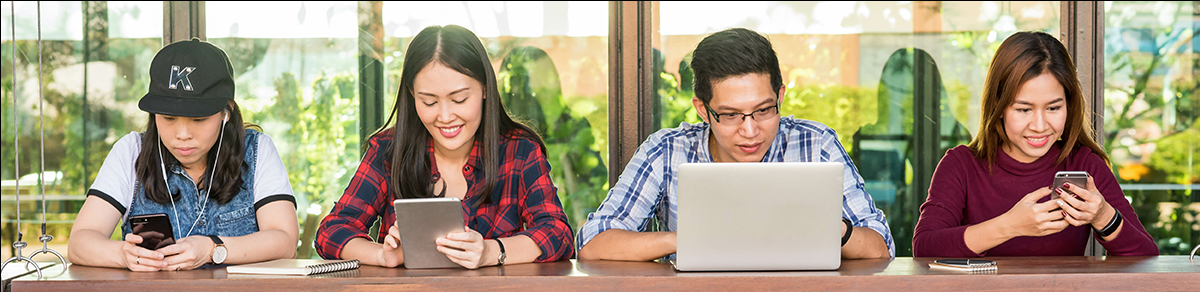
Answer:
[{"left": 690, "top": 28, "right": 783, "bottom": 103}]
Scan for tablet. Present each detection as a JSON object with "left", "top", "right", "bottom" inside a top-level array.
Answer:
[{"left": 393, "top": 197, "right": 466, "bottom": 269}]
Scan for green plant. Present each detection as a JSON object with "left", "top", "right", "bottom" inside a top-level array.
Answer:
[
  {"left": 2, "top": 36, "right": 155, "bottom": 254},
  {"left": 1102, "top": 2, "right": 1199, "bottom": 254},
  {"left": 259, "top": 72, "right": 360, "bottom": 250},
  {"left": 498, "top": 46, "right": 609, "bottom": 232}
]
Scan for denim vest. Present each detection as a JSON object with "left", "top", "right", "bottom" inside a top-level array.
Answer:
[{"left": 122, "top": 129, "right": 262, "bottom": 240}]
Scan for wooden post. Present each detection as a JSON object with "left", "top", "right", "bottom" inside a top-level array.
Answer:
[
  {"left": 163, "top": 1, "right": 204, "bottom": 45},
  {"left": 608, "top": 1, "right": 653, "bottom": 183}
]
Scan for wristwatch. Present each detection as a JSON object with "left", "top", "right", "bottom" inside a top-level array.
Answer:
[
  {"left": 207, "top": 235, "right": 227, "bottom": 265},
  {"left": 495, "top": 239, "right": 507, "bottom": 266}
]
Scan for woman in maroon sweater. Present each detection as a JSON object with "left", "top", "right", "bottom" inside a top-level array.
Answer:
[{"left": 912, "top": 31, "right": 1158, "bottom": 257}]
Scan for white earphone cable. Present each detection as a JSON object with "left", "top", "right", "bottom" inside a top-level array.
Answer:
[
  {"left": 159, "top": 111, "right": 226, "bottom": 238},
  {"left": 159, "top": 141, "right": 180, "bottom": 235},
  {"left": 183, "top": 113, "right": 226, "bottom": 237}
]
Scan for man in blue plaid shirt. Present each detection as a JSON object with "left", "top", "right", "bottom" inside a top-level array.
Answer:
[{"left": 577, "top": 28, "right": 893, "bottom": 261}]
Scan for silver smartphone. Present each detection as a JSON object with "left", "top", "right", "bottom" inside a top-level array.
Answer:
[
  {"left": 393, "top": 197, "right": 466, "bottom": 269},
  {"left": 1052, "top": 171, "right": 1089, "bottom": 200}
]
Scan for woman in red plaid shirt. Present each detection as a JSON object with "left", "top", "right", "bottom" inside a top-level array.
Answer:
[{"left": 314, "top": 25, "right": 574, "bottom": 269}]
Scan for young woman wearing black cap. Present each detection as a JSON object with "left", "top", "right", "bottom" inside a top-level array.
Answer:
[{"left": 68, "top": 39, "right": 300, "bottom": 271}]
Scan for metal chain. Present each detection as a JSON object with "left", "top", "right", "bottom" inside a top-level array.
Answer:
[
  {"left": 38, "top": 0, "right": 48, "bottom": 237},
  {"left": 11, "top": 0, "right": 22, "bottom": 244}
]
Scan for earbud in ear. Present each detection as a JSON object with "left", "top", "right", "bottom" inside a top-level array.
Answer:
[{"left": 223, "top": 109, "right": 230, "bottom": 123}]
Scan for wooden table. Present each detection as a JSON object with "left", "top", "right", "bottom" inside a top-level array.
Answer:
[{"left": 5, "top": 256, "right": 1199, "bottom": 291}]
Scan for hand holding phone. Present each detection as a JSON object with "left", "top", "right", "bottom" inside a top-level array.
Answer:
[
  {"left": 129, "top": 213, "right": 177, "bottom": 250},
  {"left": 1051, "top": 171, "right": 1089, "bottom": 201},
  {"left": 1052, "top": 172, "right": 1114, "bottom": 227}
]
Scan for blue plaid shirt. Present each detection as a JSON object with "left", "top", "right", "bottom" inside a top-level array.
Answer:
[{"left": 577, "top": 116, "right": 894, "bottom": 258}]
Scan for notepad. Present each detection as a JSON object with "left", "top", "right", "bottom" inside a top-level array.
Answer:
[
  {"left": 226, "top": 259, "right": 360, "bottom": 275},
  {"left": 1, "top": 262, "right": 58, "bottom": 280},
  {"left": 928, "top": 259, "right": 997, "bottom": 273}
]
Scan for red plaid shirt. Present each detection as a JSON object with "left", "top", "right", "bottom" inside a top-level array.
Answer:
[{"left": 315, "top": 128, "right": 575, "bottom": 262}]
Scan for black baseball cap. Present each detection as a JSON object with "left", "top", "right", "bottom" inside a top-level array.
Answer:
[{"left": 139, "top": 38, "right": 235, "bottom": 117}]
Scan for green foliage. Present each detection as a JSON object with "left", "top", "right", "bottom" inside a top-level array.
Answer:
[
  {"left": 1150, "top": 122, "right": 1200, "bottom": 184},
  {"left": 655, "top": 53, "right": 702, "bottom": 130},
  {"left": 2, "top": 38, "right": 153, "bottom": 251},
  {"left": 248, "top": 71, "right": 360, "bottom": 258},
  {"left": 779, "top": 84, "right": 879, "bottom": 145},
  {"left": 655, "top": 52, "right": 879, "bottom": 146},
  {"left": 1102, "top": 2, "right": 1199, "bottom": 254},
  {"left": 498, "top": 46, "right": 609, "bottom": 231},
  {"left": 2, "top": 39, "right": 151, "bottom": 194},
  {"left": 657, "top": 89, "right": 700, "bottom": 129},
  {"left": 261, "top": 72, "right": 360, "bottom": 214}
]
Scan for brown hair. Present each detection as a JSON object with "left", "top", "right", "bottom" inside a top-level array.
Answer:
[{"left": 967, "top": 31, "right": 1109, "bottom": 166}]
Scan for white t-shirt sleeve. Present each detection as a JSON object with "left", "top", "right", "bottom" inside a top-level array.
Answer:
[
  {"left": 88, "top": 132, "right": 143, "bottom": 215},
  {"left": 252, "top": 133, "right": 295, "bottom": 210}
]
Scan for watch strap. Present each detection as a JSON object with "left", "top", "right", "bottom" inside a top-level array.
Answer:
[
  {"left": 841, "top": 218, "right": 854, "bottom": 246},
  {"left": 495, "top": 239, "right": 507, "bottom": 266},
  {"left": 207, "top": 235, "right": 224, "bottom": 245}
]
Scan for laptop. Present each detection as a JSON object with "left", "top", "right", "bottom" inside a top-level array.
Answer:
[{"left": 673, "top": 162, "right": 844, "bottom": 271}]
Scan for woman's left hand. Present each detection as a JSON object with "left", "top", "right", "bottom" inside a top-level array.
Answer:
[
  {"left": 158, "top": 235, "right": 215, "bottom": 271},
  {"left": 1057, "top": 175, "right": 1113, "bottom": 228},
  {"left": 436, "top": 226, "right": 489, "bottom": 269}
]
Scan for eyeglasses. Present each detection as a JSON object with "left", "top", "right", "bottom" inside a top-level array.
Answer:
[{"left": 702, "top": 99, "right": 780, "bottom": 126}]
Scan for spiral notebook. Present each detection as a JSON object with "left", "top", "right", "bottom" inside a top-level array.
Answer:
[
  {"left": 226, "top": 259, "right": 360, "bottom": 276},
  {"left": 927, "top": 259, "right": 998, "bottom": 273}
]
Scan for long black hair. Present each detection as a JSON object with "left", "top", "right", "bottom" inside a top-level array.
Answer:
[
  {"left": 377, "top": 25, "right": 545, "bottom": 206},
  {"left": 134, "top": 101, "right": 247, "bottom": 205}
]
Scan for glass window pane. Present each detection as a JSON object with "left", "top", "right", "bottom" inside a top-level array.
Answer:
[
  {"left": 380, "top": 1, "right": 609, "bottom": 236},
  {"left": 205, "top": 1, "right": 362, "bottom": 259},
  {"left": 653, "top": 1, "right": 1060, "bottom": 256},
  {"left": 1103, "top": 1, "right": 1198, "bottom": 255},
  {"left": 2, "top": 1, "right": 163, "bottom": 261}
]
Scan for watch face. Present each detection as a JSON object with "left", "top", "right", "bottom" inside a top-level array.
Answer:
[{"left": 213, "top": 246, "right": 228, "bottom": 264}]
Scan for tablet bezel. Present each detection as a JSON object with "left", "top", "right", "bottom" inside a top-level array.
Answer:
[{"left": 392, "top": 197, "right": 466, "bottom": 269}]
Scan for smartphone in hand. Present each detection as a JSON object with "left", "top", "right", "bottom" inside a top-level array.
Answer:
[
  {"left": 129, "top": 213, "right": 176, "bottom": 250},
  {"left": 1051, "top": 171, "right": 1089, "bottom": 200}
]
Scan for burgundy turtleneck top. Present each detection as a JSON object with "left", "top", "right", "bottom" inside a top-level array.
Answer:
[{"left": 912, "top": 142, "right": 1158, "bottom": 257}]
